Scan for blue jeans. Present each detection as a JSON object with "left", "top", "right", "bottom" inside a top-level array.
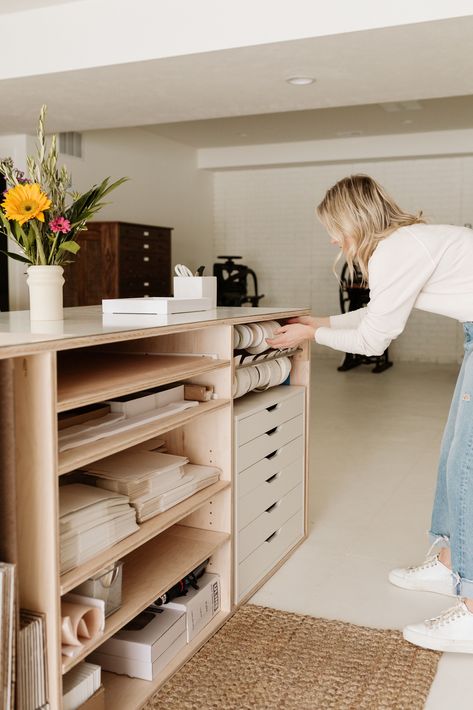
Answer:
[{"left": 430, "top": 322, "right": 473, "bottom": 597}]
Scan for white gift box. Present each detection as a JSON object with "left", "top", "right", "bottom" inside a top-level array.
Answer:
[
  {"left": 89, "top": 607, "right": 186, "bottom": 681},
  {"left": 102, "top": 297, "right": 211, "bottom": 314},
  {"left": 173, "top": 276, "right": 217, "bottom": 309},
  {"left": 167, "top": 572, "right": 220, "bottom": 642}
]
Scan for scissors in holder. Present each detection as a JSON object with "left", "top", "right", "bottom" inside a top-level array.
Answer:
[{"left": 174, "top": 264, "right": 194, "bottom": 277}]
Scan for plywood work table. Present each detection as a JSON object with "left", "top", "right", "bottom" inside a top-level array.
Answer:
[{"left": 0, "top": 305, "right": 311, "bottom": 709}]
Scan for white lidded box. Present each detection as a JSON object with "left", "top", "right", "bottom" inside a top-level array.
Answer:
[
  {"left": 102, "top": 296, "right": 211, "bottom": 315},
  {"left": 173, "top": 276, "right": 217, "bottom": 309},
  {"left": 105, "top": 384, "right": 185, "bottom": 418},
  {"left": 167, "top": 572, "right": 220, "bottom": 642},
  {"left": 89, "top": 606, "right": 186, "bottom": 681}
]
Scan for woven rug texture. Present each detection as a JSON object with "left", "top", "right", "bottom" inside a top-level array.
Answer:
[{"left": 144, "top": 604, "right": 440, "bottom": 710}]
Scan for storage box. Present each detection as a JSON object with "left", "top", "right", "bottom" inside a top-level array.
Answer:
[
  {"left": 173, "top": 276, "right": 217, "bottom": 309},
  {"left": 89, "top": 607, "right": 186, "bottom": 681},
  {"left": 167, "top": 572, "right": 221, "bottom": 641},
  {"left": 78, "top": 685, "right": 105, "bottom": 710},
  {"left": 106, "top": 385, "right": 184, "bottom": 418},
  {"left": 72, "top": 561, "right": 123, "bottom": 618},
  {"left": 102, "top": 297, "right": 212, "bottom": 315}
]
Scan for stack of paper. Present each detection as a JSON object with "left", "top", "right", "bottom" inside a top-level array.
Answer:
[
  {"left": 82, "top": 450, "right": 221, "bottom": 522},
  {"left": 18, "top": 609, "right": 48, "bottom": 710},
  {"left": 63, "top": 662, "right": 101, "bottom": 710},
  {"left": 0, "top": 563, "right": 15, "bottom": 710},
  {"left": 134, "top": 464, "right": 221, "bottom": 521},
  {"left": 84, "top": 450, "right": 189, "bottom": 499},
  {"left": 60, "top": 485, "right": 140, "bottom": 573},
  {"left": 58, "top": 401, "right": 199, "bottom": 452}
]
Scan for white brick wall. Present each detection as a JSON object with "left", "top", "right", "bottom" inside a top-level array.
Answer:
[{"left": 213, "top": 156, "right": 473, "bottom": 363}]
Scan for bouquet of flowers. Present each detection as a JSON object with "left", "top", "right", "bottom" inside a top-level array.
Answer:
[{"left": 0, "top": 105, "right": 126, "bottom": 266}]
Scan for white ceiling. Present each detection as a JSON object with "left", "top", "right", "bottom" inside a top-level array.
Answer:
[
  {"left": 146, "top": 96, "right": 473, "bottom": 148},
  {"left": 1, "top": 16, "right": 473, "bottom": 144}
]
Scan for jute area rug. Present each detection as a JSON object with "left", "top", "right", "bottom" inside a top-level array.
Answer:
[{"left": 144, "top": 604, "right": 440, "bottom": 710}]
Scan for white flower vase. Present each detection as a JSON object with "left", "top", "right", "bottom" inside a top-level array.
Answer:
[{"left": 26, "top": 265, "right": 65, "bottom": 321}]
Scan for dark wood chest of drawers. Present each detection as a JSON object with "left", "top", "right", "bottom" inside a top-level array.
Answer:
[{"left": 63, "top": 221, "right": 173, "bottom": 306}]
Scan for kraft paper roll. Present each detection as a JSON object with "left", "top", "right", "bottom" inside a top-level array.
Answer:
[{"left": 61, "top": 601, "right": 103, "bottom": 647}]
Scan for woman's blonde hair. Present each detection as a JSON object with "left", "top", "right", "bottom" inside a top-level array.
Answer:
[{"left": 316, "top": 174, "right": 425, "bottom": 284}]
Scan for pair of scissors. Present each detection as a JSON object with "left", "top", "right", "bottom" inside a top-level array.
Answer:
[{"left": 174, "top": 264, "right": 193, "bottom": 277}]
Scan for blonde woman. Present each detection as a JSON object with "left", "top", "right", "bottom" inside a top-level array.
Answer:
[{"left": 267, "top": 174, "right": 473, "bottom": 653}]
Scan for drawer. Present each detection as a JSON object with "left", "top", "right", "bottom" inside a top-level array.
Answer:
[
  {"left": 237, "top": 457, "right": 304, "bottom": 530},
  {"left": 236, "top": 414, "right": 303, "bottom": 473},
  {"left": 120, "top": 224, "right": 172, "bottom": 242},
  {"left": 238, "top": 483, "right": 303, "bottom": 563},
  {"left": 236, "top": 389, "right": 304, "bottom": 446},
  {"left": 238, "top": 509, "right": 304, "bottom": 600}
]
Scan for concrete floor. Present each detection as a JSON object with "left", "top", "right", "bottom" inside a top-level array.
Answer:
[{"left": 250, "top": 355, "right": 473, "bottom": 709}]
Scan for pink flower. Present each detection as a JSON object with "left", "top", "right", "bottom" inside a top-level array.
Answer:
[{"left": 49, "top": 216, "right": 71, "bottom": 234}]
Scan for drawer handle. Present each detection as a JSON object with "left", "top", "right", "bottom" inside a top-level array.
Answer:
[
  {"left": 266, "top": 426, "right": 280, "bottom": 437},
  {"left": 266, "top": 450, "right": 280, "bottom": 461},
  {"left": 265, "top": 529, "right": 281, "bottom": 544},
  {"left": 143, "top": 231, "right": 150, "bottom": 236},
  {"left": 266, "top": 403, "right": 281, "bottom": 413},
  {"left": 143, "top": 243, "right": 150, "bottom": 249},
  {"left": 143, "top": 256, "right": 150, "bottom": 262},
  {"left": 265, "top": 472, "right": 280, "bottom": 484},
  {"left": 143, "top": 281, "right": 150, "bottom": 287},
  {"left": 265, "top": 501, "right": 280, "bottom": 514}
]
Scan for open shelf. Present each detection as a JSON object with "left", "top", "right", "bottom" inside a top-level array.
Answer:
[
  {"left": 58, "top": 398, "right": 230, "bottom": 475},
  {"left": 101, "top": 609, "right": 230, "bottom": 710},
  {"left": 57, "top": 352, "right": 229, "bottom": 412},
  {"left": 60, "top": 481, "right": 231, "bottom": 593},
  {"left": 61, "top": 525, "right": 230, "bottom": 674}
]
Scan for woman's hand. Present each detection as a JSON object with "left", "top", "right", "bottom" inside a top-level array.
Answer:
[{"left": 266, "top": 323, "right": 315, "bottom": 349}]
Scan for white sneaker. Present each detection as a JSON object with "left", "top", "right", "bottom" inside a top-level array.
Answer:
[
  {"left": 388, "top": 554, "right": 454, "bottom": 596},
  {"left": 403, "top": 599, "right": 473, "bottom": 653}
]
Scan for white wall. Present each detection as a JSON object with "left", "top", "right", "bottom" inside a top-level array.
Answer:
[
  {"left": 1, "top": 128, "right": 214, "bottom": 309},
  {"left": 213, "top": 155, "right": 472, "bottom": 363},
  {"left": 2, "top": 0, "right": 472, "bottom": 80}
]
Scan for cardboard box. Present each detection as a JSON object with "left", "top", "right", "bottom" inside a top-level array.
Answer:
[
  {"left": 167, "top": 573, "right": 221, "bottom": 642},
  {"left": 89, "top": 607, "right": 186, "bottom": 681}
]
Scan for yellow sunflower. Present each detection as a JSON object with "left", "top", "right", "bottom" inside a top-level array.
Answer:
[{"left": 1, "top": 183, "right": 52, "bottom": 225}]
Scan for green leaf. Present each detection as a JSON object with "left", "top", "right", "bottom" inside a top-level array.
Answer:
[
  {"left": 0, "top": 249, "right": 31, "bottom": 263},
  {"left": 58, "top": 240, "right": 80, "bottom": 254},
  {"left": 0, "top": 211, "right": 14, "bottom": 238}
]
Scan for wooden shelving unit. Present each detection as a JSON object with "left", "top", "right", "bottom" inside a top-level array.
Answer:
[
  {"left": 0, "top": 307, "right": 310, "bottom": 710},
  {"left": 62, "top": 525, "right": 230, "bottom": 673},
  {"left": 60, "top": 480, "right": 231, "bottom": 593},
  {"left": 57, "top": 351, "right": 229, "bottom": 412},
  {"left": 58, "top": 398, "right": 230, "bottom": 475}
]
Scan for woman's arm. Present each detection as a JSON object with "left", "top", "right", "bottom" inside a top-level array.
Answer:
[{"left": 315, "top": 235, "right": 436, "bottom": 356}]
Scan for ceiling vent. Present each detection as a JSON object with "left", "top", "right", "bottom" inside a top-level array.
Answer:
[{"left": 59, "top": 132, "right": 82, "bottom": 158}]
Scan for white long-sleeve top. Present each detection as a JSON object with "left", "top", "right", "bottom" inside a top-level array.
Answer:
[{"left": 315, "top": 224, "right": 473, "bottom": 356}]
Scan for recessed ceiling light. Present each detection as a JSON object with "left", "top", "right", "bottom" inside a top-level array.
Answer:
[{"left": 286, "top": 76, "right": 316, "bottom": 86}]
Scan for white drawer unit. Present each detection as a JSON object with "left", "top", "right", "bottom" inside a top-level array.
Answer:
[{"left": 234, "top": 385, "right": 306, "bottom": 602}]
